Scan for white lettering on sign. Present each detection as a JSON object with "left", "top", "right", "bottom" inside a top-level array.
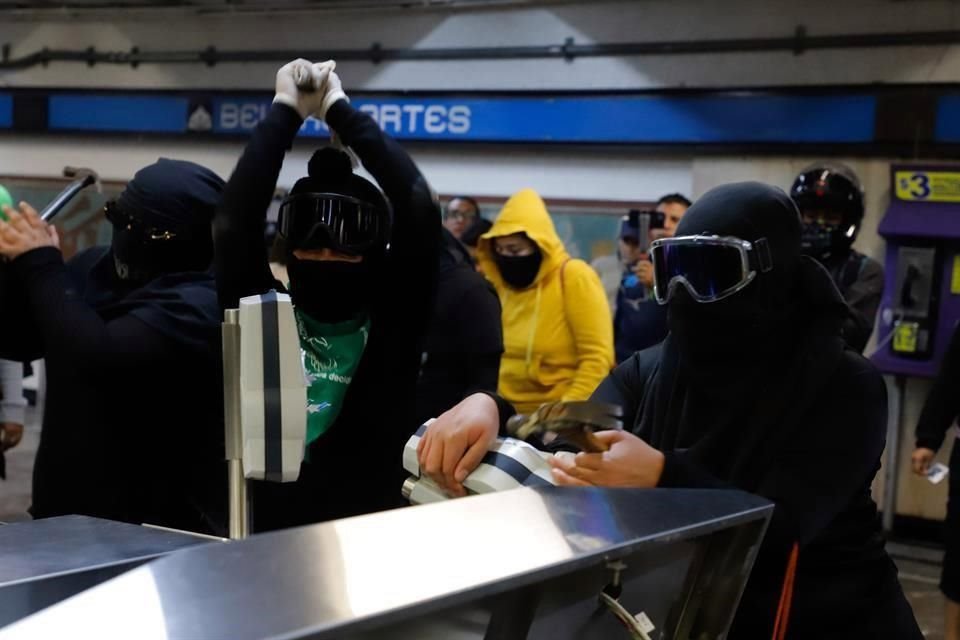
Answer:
[
  {"left": 402, "top": 104, "right": 426, "bottom": 132},
  {"left": 448, "top": 106, "right": 471, "bottom": 134},
  {"left": 217, "top": 101, "right": 472, "bottom": 136},
  {"left": 219, "top": 102, "right": 270, "bottom": 131}
]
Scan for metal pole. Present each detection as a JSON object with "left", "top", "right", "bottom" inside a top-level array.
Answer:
[
  {"left": 222, "top": 309, "right": 249, "bottom": 540},
  {"left": 882, "top": 375, "right": 906, "bottom": 533}
]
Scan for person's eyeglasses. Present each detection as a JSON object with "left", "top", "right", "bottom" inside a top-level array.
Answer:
[
  {"left": 494, "top": 243, "right": 535, "bottom": 257},
  {"left": 104, "top": 201, "right": 179, "bottom": 241},
  {"left": 443, "top": 208, "right": 477, "bottom": 222},
  {"left": 650, "top": 234, "right": 773, "bottom": 304}
]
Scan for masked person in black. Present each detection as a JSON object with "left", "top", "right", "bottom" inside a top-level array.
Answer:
[
  {"left": 415, "top": 228, "right": 502, "bottom": 427},
  {"left": 419, "top": 182, "right": 922, "bottom": 639},
  {"left": 214, "top": 60, "right": 439, "bottom": 530},
  {"left": 790, "top": 164, "right": 884, "bottom": 352},
  {"left": 0, "top": 159, "right": 227, "bottom": 533}
]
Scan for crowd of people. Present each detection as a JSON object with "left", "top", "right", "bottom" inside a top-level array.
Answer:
[{"left": 0, "top": 58, "right": 954, "bottom": 638}]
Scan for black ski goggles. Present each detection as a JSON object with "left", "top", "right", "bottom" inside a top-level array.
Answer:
[
  {"left": 277, "top": 192, "right": 389, "bottom": 256},
  {"left": 650, "top": 234, "right": 773, "bottom": 304}
]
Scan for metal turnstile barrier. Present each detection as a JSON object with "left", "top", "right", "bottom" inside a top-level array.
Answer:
[{"left": 1, "top": 487, "right": 771, "bottom": 639}]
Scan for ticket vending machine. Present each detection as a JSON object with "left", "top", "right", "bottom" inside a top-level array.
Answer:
[{"left": 872, "top": 164, "right": 960, "bottom": 529}]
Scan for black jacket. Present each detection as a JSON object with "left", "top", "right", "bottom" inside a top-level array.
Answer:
[
  {"left": 824, "top": 249, "right": 884, "bottom": 353},
  {"left": 0, "top": 247, "right": 225, "bottom": 533},
  {"left": 415, "top": 230, "right": 502, "bottom": 426},
  {"left": 214, "top": 101, "right": 439, "bottom": 530},
  {"left": 916, "top": 322, "right": 960, "bottom": 451}
]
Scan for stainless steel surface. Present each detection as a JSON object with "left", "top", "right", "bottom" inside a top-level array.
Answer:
[
  {"left": 222, "top": 309, "right": 250, "bottom": 540},
  {"left": 1, "top": 487, "right": 771, "bottom": 640},
  {"left": 0, "top": 516, "right": 210, "bottom": 628}
]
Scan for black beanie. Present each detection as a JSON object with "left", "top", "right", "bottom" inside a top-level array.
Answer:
[{"left": 291, "top": 148, "right": 390, "bottom": 218}]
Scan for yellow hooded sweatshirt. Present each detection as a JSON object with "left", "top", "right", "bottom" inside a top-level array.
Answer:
[{"left": 478, "top": 189, "right": 614, "bottom": 415}]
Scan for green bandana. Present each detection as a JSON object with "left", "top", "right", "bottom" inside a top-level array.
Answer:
[{"left": 295, "top": 308, "right": 370, "bottom": 447}]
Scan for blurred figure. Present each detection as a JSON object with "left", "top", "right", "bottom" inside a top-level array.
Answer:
[
  {"left": 214, "top": 60, "right": 439, "bottom": 530},
  {"left": 460, "top": 216, "right": 492, "bottom": 266},
  {"left": 0, "top": 359, "right": 26, "bottom": 479},
  {"left": 912, "top": 324, "right": 960, "bottom": 640},
  {"left": 614, "top": 194, "right": 691, "bottom": 362},
  {"left": 443, "top": 196, "right": 480, "bottom": 239},
  {"left": 476, "top": 188, "right": 613, "bottom": 414},
  {"left": 0, "top": 160, "right": 227, "bottom": 533},
  {"left": 790, "top": 163, "right": 883, "bottom": 352},
  {"left": 416, "top": 228, "right": 502, "bottom": 426}
]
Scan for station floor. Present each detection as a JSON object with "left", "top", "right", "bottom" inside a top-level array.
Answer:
[{"left": 0, "top": 407, "right": 949, "bottom": 639}]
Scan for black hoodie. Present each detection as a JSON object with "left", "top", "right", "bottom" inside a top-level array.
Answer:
[
  {"left": 415, "top": 229, "right": 502, "bottom": 426},
  {"left": 591, "top": 183, "right": 921, "bottom": 639}
]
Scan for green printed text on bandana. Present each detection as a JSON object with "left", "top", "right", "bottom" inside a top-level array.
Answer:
[{"left": 296, "top": 309, "right": 370, "bottom": 447}]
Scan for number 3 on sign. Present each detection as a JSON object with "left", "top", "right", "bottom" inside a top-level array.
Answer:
[{"left": 907, "top": 173, "right": 932, "bottom": 199}]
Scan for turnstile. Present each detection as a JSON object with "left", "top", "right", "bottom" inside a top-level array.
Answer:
[
  {"left": 0, "top": 516, "right": 213, "bottom": 628},
  {"left": 1, "top": 487, "right": 771, "bottom": 639}
]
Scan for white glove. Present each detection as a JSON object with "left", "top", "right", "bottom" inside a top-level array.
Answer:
[
  {"left": 317, "top": 69, "right": 348, "bottom": 121},
  {"left": 273, "top": 59, "right": 334, "bottom": 119}
]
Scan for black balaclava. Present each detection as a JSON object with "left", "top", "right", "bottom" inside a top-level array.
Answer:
[
  {"left": 494, "top": 248, "right": 543, "bottom": 290},
  {"left": 640, "top": 181, "right": 849, "bottom": 489},
  {"left": 285, "top": 148, "right": 390, "bottom": 323},
  {"left": 112, "top": 158, "right": 225, "bottom": 284},
  {"left": 666, "top": 182, "right": 802, "bottom": 377}
]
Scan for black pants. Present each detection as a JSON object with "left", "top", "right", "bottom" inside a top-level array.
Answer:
[{"left": 945, "top": 440, "right": 960, "bottom": 603}]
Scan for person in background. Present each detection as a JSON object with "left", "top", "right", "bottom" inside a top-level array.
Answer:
[
  {"left": 476, "top": 188, "right": 613, "bottom": 415},
  {"left": 790, "top": 163, "right": 883, "bottom": 353},
  {"left": 912, "top": 323, "right": 960, "bottom": 640},
  {"left": 416, "top": 228, "right": 502, "bottom": 426},
  {"left": 420, "top": 182, "right": 922, "bottom": 639},
  {"left": 0, "top": 160, "right": 227, "bottom": 534},
  {"left": 0, "top": 359, "right": 26, "bottom": 479},
  {"left": 460, "top": 216, "right": 493, "bottom": 267},
  {"left": 442, "top": 196, "right": 481, "bottom": 240},
  {"left": 214, "top": 60, "right": 439, "bottom": 530},
  {"left": 614, "top": 194, "right": 691, "bottom": 362}
]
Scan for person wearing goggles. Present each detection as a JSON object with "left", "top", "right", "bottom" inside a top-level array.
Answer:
[
  {"left": 418, "top": 182, "right": 922, "bottom": 639},
  {"left": 0, "top": 159, "right": 228, "bottom": 534},
  {"left": 213, "top": 60, "right": 440, "bottom": 531},
  {"left": 790, "top": 163, "right": 883, "bottom": 352}
]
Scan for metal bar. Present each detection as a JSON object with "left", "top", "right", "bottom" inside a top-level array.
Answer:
[
  {"left": 222, "top": 309, "right": 249, "bottom": 540},
  {"left": 882, "top": 375, "right": 906, "bottom": 532},
  {"left": 6, "top": 29, "right": 960, "bottom": 70}
]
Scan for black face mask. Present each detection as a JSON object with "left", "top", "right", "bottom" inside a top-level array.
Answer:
[
  {"left": 800, "top": 221, "right": 850, "bottom": 263},
  {"left": 287, "top": 258, "right": 377, "bottom": 323},
  {"left": 111, "top": 224, "right": 211, "bottom": 284},
  {"left": 495, "top": 250, "right": 543, "bottom": 289}
]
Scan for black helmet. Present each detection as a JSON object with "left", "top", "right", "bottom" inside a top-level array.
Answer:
[{"left": 789, "top": 163, "right": 864, "bottom": 261}]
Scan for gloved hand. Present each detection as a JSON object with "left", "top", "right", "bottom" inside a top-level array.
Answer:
[
  {"left": 273, "top": 59, "right": 335, "bottom": 119},
  {"left": 316, "top": 69, "right": 348, "bottom": 122}
]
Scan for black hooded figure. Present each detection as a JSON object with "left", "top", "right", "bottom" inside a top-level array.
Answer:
[
  {"left": 214, "top": 91, "right": 440, "bottom": 531},
  {"left": 582, "top": 182, "right": 922, "bottom": 638},
  {"left": 0, "top": 159, "right": 227, "bottom": 534}
]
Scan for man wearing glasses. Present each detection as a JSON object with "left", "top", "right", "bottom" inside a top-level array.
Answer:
[{"left": 442, "top": 196, "right": 481, "bottom": 240}]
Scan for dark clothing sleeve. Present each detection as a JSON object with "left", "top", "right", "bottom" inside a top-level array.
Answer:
[
  {"left": 0, "top": 262, "right": 44, "bottom": 362},
  {"left": 456, "top": 282, "right": 503, "bottom": 397},
  {"left": 324, "top": 99, "right": 440, "bottom": 303},
  {"left": 840, "top": 257, "right": 884, "bottom": 353},
  {"left": 10, "top": 247, "right": 179, "bottom": 373},
  {"left": 213, "top": 102, "right": 299, "bottom": 310},
  {"left": 916, "top": 324, "right": 960, "bottom": 451}
]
